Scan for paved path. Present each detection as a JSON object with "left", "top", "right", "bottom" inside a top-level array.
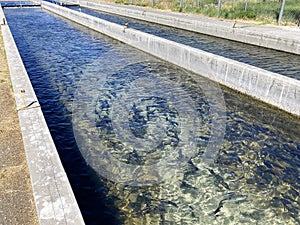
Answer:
[
  {"left": 0, "top": 27, "right": 39, "bottom": 225},
  {"left": 84, "top": 1, "right": 300, "bottom": 54},
  {"left": 0, "top": 5, "right": 85, "bottom": 223},
  {"left": 110, "top": 2, "right": 300, "bottom": 33}
]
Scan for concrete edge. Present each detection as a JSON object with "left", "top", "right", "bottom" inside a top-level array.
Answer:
[
  {"left": 78, "top": 1, "right": 300, "bottom": 55},
  {"left": 42, "top": 1, "right": 300, "bottom": 117},
  {"left": 0, "top": 6, "right": 85, "bottom": 225}
]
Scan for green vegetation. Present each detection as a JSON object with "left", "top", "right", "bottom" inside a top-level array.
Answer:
[
  {"left": 181, "top": 0, "right": 300, "bottom": 24},
  {"left": 112, "top": 0, "right": 300, "bottom": 25},
  {"left": 115, "top": 0, "right": 151, "bottom": 6}
]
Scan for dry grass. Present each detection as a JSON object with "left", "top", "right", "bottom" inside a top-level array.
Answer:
[{"left": 99, "top": 0, "right": 300, "bottom": 25}]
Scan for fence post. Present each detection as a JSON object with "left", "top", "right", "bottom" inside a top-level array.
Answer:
[
  {"left": 217, "top": 0, "right": 221, "bottom": 15},
  {"left": 278, "top": 0, "right": 286, "bottom": 24},
  {"left": 244, "top": 0, "right": 248, "bottom": 11}
]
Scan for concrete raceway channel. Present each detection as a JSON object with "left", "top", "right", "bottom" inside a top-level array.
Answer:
[{"left": 0, "top": 0, "right": 300, "bottom": 224}]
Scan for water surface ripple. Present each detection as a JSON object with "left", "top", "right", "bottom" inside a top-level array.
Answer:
[
  {"left": 4, "top": 7, "right": 300, "bottom": 225},
  {"left": 67, "top": 6, "right": 300, "bottom": 80}
]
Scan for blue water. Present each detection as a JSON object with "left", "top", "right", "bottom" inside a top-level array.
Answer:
[
  {"left": 68, "top": 6, "right": 300, "bottom": 80},
  {"left": 0, "top": 1, "right": 39, "bottom": 7},
  {"left": 4, "top": 7, "right": 300, "bottom": 225}
]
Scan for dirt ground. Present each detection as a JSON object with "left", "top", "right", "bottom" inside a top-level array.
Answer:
[{"left": 0, "top": 27, "right": 39, "bottom": 225}]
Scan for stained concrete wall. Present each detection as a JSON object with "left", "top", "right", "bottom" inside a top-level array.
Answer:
[
  {"left": 42, "top": 1, "right": 300, "bottom": 117},
  {"left": 0, "top": 6, "right": 85, "bottom": 225},
  {"left": 77, "top": 1, "right": 300, "bottom": 55}
]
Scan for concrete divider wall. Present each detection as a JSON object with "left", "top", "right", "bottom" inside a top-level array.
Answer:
[
  {"left": 0, "top": 6, "right": 85, "bottom": 225},
  {"left": 78, "top": 1, "right": 300, "bottom": 55},
  {"left": 42, "top": 1, "right": 300, "bottom": 117}
]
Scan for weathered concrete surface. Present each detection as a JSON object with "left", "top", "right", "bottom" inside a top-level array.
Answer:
[
  {"left": 43, "top": 1, "right": 300, "bottom": 117},
  {"left": 78, "top": 1, "right": 300, "bottom": 55},
  {"left": 0, "top": 27, "right": 39, "bottom": 225},
  {"left": 0, "top": 6, "right": 85, "bottom": 225}
]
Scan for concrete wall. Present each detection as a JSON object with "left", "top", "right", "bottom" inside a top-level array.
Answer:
[
  {"left": 78, "top": 1, "right": 300, "bottom": 55},
  {"left": 0, "top": 6, "right": 85, "bottom": 225},
  {"left": 42, "top": 1, "right": 300, "bottom": 117}
]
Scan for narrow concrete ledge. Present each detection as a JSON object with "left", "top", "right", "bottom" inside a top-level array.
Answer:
[
  {"left": 42, "top": 1, "right": 300, "bottom": 117},
  {"left": 0, "top": 6, "right": 85, "bottom": 225},
  {"left": 78, "top": 1, "right": 300, "bottom": 55}
]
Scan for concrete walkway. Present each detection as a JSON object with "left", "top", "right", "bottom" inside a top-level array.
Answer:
[
  {"left": 0, "top": 5, "right": 85, "bottom": 224},
  {"left": 43, "top": 1, "right": 300, "bottom": 117},
  {"left": 79, "top": 1, "right": 300, "bottom": 55},
  {"left": 0, "top": 27, "right": 39, "bottom": 225}
]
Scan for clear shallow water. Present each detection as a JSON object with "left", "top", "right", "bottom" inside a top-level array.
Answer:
[
  {"left": 67, "top": 6, "right": 300, "bottom": 80},
  {"left": 4, "top": 7, "right": 300, "bottom": 225}
]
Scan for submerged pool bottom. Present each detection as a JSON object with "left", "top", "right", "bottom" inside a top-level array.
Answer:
[
  {"left": 4, "top": 7, "right": 300, "bottom": 225},
  {"left": 72, "top": 50, "right": 300, "bottom": 225}
]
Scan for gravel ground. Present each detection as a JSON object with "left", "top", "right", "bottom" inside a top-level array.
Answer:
[{"left": 0, "top": 27, "right": 38, "bottom": 225}]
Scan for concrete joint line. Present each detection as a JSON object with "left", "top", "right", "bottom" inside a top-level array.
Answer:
[
  {"left": 279, "top": 86, "right": 285, "bottom": 103},
  {"left": 0, "top": 6, "right": 85, "bottom": 225},
  {"left": 82, "top": 1, "right": 300, "bottom": 55},
  {"left": 43, "top": 2, "right": 300, "bottom": 113}
]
